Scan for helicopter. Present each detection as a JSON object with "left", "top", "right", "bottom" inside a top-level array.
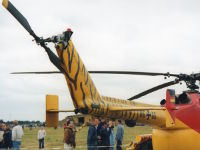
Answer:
[{"left": 2, "top": 0, "right": 200, "bottom": 150}]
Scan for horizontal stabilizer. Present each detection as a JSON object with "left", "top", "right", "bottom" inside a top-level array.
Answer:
[{"left": 47, "top": 109, "right": 75, "bottom": 113}]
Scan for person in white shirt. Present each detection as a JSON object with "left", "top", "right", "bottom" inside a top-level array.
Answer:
[
  {"left": 12, "top": 120, "right": 24, "bottom": 150},
  {"left": 38, "top": 126, "right": 46, "bottom": 149}
]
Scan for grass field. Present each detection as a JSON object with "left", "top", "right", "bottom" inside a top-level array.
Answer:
[{"left": 21, "top": 126, "right": 152, "bottom": 149}]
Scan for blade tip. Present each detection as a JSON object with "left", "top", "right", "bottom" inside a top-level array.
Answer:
[{"left": 2, "top": 0, "right": 8, "bottom": 8}]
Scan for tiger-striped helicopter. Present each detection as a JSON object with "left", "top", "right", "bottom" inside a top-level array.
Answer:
[{"left": 2, "top": 0, "right": 200, "bottom": 150}]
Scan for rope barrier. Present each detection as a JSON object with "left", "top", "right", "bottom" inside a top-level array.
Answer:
[{"left": 20, "top": 144, "right": 129, "bottom": 149}]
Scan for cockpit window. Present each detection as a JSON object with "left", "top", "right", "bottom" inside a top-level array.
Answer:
[{"left": 175, "top": 93, "right": 191, "bottom": 104}]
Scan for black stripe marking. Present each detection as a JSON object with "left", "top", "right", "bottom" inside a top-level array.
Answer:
[
  {"left": 68, "top": 83, "right": 78, "bottom": 109},
  {"left": 89, "top": 84, "right": 94, "bottom": 102},
  {"left": 66, "top": 45, "right": 74, "bottom": 73},
  {"left": 85, "top": 72, "right": 89, "bottom": 85},
  {"left": 80, "top": 82, "right": 88, "bottom": 109}
]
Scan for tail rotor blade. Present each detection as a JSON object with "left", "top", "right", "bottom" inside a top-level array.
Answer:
[
  {"left": 2, "top": 0, "right": 65, "bottom": 73},
  {"left": 2, "top": 0, "right": 38, "bottom": 39}
]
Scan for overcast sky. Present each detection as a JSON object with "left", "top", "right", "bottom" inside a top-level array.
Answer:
[{"left": 1, "top": 0, "right": 200, "bottom": 121}]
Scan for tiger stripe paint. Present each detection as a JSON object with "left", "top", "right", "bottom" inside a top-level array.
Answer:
[
  {"left": 3, "top": 0, "right": 200, "bottom": 148},
  {"left": 55, "top": 41, "right": 167, "bottom": 128}
]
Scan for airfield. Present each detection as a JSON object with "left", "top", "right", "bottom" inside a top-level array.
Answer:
[
  {"left": 2, "top": 0, "right": 200, "bottom": 149},
  {"left": 21, "top": 126, "right": 152, "bottom": 149}
]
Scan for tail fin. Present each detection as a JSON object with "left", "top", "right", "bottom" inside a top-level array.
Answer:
[
  {"left": 56, "top": 40, "right": 103, "bottom": 114},
  {"left": 46, "top": 95, "right": 59, "bottom": 127}
]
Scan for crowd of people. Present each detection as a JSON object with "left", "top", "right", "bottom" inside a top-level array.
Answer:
[
  {"left": 1, "top": 118, "right": 124, "bottom": 150},
  {"left": 0, "top": 120, "right": 24, "bottom": 149},
  {"left": 88, "top": 118, "right": 124, "bottom": 150},
  {"left": 63, "top": 118, "right": 124, "bottom": 150},
  {"left": 0, "top": 120, "right": 46, "bottom": 150}
]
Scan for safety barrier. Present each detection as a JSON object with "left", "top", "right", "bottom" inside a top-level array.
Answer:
[{"left": 20, "top": 144, "right": 129, "bottom": 149}]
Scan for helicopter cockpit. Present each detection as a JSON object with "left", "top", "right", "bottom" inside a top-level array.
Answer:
[
  {"left": 175, "top": 92, "right": 191, "bottom": 105},
  {"left": 160, "top": 91, "right": 191, "bottom": 106}
]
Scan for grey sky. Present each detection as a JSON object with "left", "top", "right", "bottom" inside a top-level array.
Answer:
[{"left": 0, "top": 0, "right": 200, "bottom": 121}]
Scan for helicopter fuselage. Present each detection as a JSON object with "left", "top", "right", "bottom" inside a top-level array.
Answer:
[{"left": 151, "top": 90, "right": 200, "bottom": 150}]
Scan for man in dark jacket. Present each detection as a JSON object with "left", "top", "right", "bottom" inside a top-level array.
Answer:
[
  {"left": 97, "top": 118, "right": 103, "bottom": 147},
  {"left": 100, "top": 121, "right": 111, "bottom": 150},
  {"left": 87, "top": 117, "right": 99, "bottom": 150},
  {"left": 3, "top": 124, "right": 12, "bottom": 149}
]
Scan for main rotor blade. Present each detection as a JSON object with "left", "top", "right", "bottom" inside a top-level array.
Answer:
[
  {"left": 89, "top": 71, "right": 179, "bottom": 77},
  {"left": 2, "top": 0, "right": 39, "bottom": 40},
  {"left": 11, "top": 70, "right": 179, "bottom": 77},
  {"left": 128, "top": 80, "right": 179, "bottom": 100}
]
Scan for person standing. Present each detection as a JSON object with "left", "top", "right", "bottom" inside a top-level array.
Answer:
[
  {"left": 0, "top": 123, "right": 4, "bottom": 149},
  {"left": 100, "top": 121, "right": 111, "bottom": 150},
  {"left": 64, "top": 120, "right": 76, "bottom": 150},
  {"left": 38, "top": 126, "right": 46, "bottom": 149},
  {"left": 12, "top": 120, "right": 24, "bottom": 150},
  {"left": 115, "top": 120, "right": 124, "bottom": 150},
  {"left": 87, "top": 117, "right": 99, "bottom": 150},
  {"left": 3, "top": 124, "right": 13, "bottom": 149},
  {"left": 109, "top": 121, "right": 115, "bottom": 150},
  {"left": 97, "top": 118, "right": 103, "bottom": 148}
]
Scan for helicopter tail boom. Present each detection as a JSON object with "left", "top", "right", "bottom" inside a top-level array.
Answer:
[
  {"left": 55, "top": 40, "right": 168, "bottom": 128},
  {"left": 55, "top": 41, "right": 103, "bottom": 114}
]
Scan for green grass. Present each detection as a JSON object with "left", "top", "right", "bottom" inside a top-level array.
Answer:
[{"left": 21, "top": 126, "right": 152, "bottom": 149}]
